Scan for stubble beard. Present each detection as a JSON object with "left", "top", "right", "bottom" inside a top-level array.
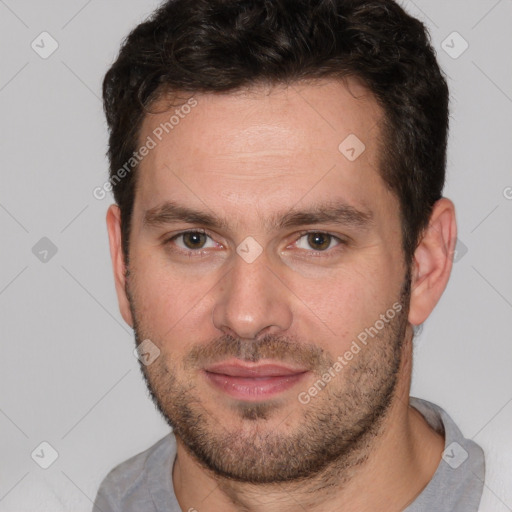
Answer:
[{"left": 128, "top": 273, "right": 411, "bottom": 486}]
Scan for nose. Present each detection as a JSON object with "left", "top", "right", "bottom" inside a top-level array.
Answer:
[{"left": 212, "top": 253, "right": 293, "bottom": 340}]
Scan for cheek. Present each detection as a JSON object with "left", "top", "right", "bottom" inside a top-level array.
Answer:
[
  {"left": 296, "top": 261, "right": 400, "bottom": 350},
  {"left": 129, "top": 250, "right": 218, "bottom": 345},
  {"left": 304, "top": 281, "right": 371, "bottom": 350},
  {"left": 129, "top": 253, "right": 184, "bottom": 328}
]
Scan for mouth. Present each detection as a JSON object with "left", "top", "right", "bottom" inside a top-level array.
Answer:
[{"left": 203, "top": 359, "right": 309, "bottom": 401}]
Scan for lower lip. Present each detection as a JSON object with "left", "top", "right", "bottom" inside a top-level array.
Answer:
[{"left": 203, "top": 371, "right": 308, "bottom": 401}]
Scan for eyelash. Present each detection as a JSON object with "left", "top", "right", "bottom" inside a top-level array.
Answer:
[
  {"left": 164, "top": 229, "right": 218, "bottom": 257},
  {"left": 163, "top": 229, "right": 347, "bottom": 258}
]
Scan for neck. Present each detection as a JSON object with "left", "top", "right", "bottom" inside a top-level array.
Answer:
[{"left": 172, "top": 329, "right": 444, "bottom": 512}]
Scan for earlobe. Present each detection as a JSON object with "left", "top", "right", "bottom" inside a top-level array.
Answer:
[
  {"left": 408, "top": 198, "right": 457, "bottom": 326},
  {"left": 106, "top": 204, "right": 134, "bottom": 327}
]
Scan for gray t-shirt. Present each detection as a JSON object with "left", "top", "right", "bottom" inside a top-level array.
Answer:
[{"left": 92, "top": 397, "right": 485, "bottom": 512}]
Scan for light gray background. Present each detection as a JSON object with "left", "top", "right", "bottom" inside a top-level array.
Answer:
[{"left": 1, "top": 1, "right": 511, "bottom": 510}]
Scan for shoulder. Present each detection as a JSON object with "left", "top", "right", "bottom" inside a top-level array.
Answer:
[
  {"left": 92, "top": 433, "right": 176, "bottom": 512},
  {"left": 407, "top": 397, "right": 485, "bottom": 512}
]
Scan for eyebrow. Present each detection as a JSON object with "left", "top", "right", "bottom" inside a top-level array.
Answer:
[{"left": 143, "top": 199, "right": 374, "bottom": 231}]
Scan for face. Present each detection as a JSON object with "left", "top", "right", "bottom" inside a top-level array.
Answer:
[{"left": 121, "top": 79, "right": 412, "bottom": 483}]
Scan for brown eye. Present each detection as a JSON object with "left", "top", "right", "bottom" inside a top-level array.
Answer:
[
  {"left": 306, "top": 233, "right": 333, "bottom": 251},
  {"left": 182, "top": 232, "right": 208, "bottom": 249},
  {"left": 165, "top": 230, "right": 221, "bottom": 257},
  {"left": 293, "top": 232, "right": 343, "bottom": 254}
]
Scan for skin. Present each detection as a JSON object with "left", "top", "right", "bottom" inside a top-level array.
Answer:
[{"left": 107, "top": 79, "right": 457, "bottom": 511}]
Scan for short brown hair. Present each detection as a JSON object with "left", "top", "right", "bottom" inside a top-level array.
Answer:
[{"left": 103, "top": 0, "right": 449, "bottom": 264}]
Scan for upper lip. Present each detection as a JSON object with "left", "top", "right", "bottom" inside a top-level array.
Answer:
[{"left": 204, "top": 360, "right": 309, "bottom": 378}]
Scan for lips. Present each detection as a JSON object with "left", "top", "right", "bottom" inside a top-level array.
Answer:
[
  {"left": 205, "top": 361, "right": 307, "bottom": 377},
  {"left": 203, "top": 360, "right": 309, "bottom": 401}
]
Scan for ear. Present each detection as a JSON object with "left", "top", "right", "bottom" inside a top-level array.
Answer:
[
  {"left": 408, "top": 198, "right": 457, "bottom": 326},
  {"left": 106, "top": 204, "right": 134, "bottom": 327}
]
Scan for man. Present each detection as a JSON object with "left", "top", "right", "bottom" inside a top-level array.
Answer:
[{"left": 93, "top": 0, "right": 485, "bottom": 510}]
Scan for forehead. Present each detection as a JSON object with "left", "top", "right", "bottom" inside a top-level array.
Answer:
[{"left": 133, "top": 78, "right": 395, "bottom": 228}]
